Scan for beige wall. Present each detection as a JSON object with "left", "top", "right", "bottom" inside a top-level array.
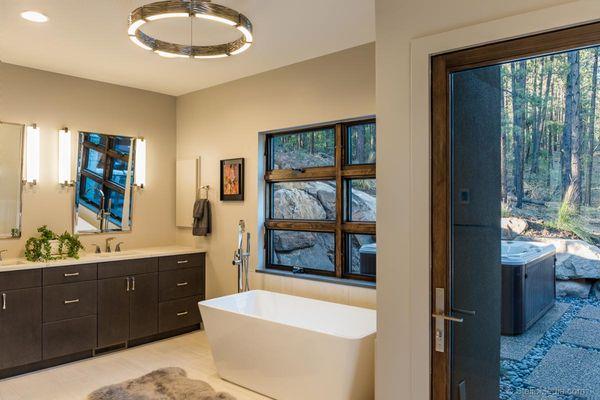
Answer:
[
  {"left": 0, "top": 62, "right": 177, "bottom": 257},
  {"left": 176, "top": 43, "right": 376, "bottom": 308},
  {"left": 375, "top": 0, "right": 582, "bottom": 398}
]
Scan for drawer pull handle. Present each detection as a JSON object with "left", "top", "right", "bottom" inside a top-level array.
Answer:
[
  {"left": 64, "top": 272, "right": 80, "bottom": 277},
  {"left": 177, "top": 311, "right": 189, "bottom": 316},
  {"left": 176, "top": 282, "right": 188, "bottom": 287},
  {"left": 177, "top": 260, "right": 189, "bottom": 264},
  {"left": 64, "top": 299, "right": 80, "bottom": 304},
  {"left": 2, "top": 293, "right": 6, "bottom": 310}
]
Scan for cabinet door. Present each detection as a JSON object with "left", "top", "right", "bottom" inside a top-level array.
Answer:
[
  {"left": 97, "top": 277, "right": 130, "bottom": 348},
  {"left": 0, "top": 287, "right": 42, "bottom": 369},
  {"left": 129, "top": 273, "right": 158, "bottom": 340}
]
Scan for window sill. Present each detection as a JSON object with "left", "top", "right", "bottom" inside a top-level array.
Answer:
[{"left": 255, "top": 268, "right": 376, "bottom": 289}]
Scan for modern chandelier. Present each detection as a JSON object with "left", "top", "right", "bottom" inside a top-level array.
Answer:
[{"left": 128, "top": 0, "right": 253, "bottom": 59}]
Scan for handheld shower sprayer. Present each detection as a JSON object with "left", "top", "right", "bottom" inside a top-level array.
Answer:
[{"left": 232, "top": 220, "right": 251, "bottom": 292}]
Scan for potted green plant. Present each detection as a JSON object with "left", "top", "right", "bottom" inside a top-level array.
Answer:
[{"left": 25, "top": 226, "right": 84, "bottom": 262}]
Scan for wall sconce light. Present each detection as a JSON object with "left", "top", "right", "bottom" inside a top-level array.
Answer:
[
  {"left": 58, "top": 127, "right": 74, "bottom": 187},
  {"left": 134, "top": 137, "right": 146, "bottom": 189},
  {"left": 24, "top": 124, "right": 40, "bottom": 186}
]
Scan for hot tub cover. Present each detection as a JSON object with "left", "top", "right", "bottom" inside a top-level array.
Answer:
[{"left": 501, "top": 240, "right": 556, "bottom": 266}]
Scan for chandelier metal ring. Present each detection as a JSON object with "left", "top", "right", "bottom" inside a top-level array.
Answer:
[{"left": 128, "top": 0, "right": 253, "bottom": 59}]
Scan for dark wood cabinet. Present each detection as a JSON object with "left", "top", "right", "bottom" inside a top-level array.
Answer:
[
  {"left": 0, "top": 251, "right": 204, "bottom": 378},
  {"left": 159, "top": 267, "right": 204, "bottom": 302},
  {"left": 43, "top": 263, "right": 97, "bottom": 285},
  {"left": 159, "top": 295, "right": 203, "bottom": 333},
  {"left": 97, "top": 276, "right": 130, "bottom": 348},
  {"left": 43, "top": 281, "right": 97, "bottom": 323},
  {"left": 158, "top": 253, "right": 205, "bottom": 334},
  {"left": 129, "top": 273, "right": 158, "bottom": 340},
  {"left": 0, "top": 287, "right": 42, "bottom": 369},
  {"left": 98, "top": 271, "right": 159, "bottom": 346},
  {"left": 43, "top": 316, "right": 97, "bottom": 360}
]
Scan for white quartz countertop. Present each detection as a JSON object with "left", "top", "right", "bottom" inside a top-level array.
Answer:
[{"left": 0, "top": 245, "right": 206, "bottom": 272}]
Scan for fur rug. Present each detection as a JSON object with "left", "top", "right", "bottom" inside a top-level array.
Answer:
[{"left": 87, "top": 367, "right": 236, "bottom": 400}]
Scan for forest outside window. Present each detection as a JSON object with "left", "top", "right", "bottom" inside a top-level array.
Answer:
[{"left": 264, "top": 118, "right": 376, "bottom": 283}]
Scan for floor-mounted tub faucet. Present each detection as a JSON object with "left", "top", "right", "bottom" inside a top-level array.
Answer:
[{"left": 232, "top": 220, "right": 250, "bottom": 293}]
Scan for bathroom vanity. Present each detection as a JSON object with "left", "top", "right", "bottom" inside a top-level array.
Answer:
[{"left": 0, "top": 247, "right": 205, "bottom": 378}]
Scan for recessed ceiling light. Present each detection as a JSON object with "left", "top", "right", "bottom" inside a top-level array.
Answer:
[{"left": 20, "top": 11, "right": 49, "bottom": 23}]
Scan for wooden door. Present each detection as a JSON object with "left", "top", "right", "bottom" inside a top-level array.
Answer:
[
  {"left": 97, "top": 277, "right": 130, "bottom": 348},
  {"left": 431, "top": 21, "right": 600, "bottom": 399},
  {"left": 129, "top": 273, "right": 158, "bottom": 340},
  {"left": 0, "top": 288, "right": 42, "bottom": 369}
]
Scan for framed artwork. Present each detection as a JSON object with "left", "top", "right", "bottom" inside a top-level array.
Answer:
[{"left": 220, "top": 158, "right": 245, "bottom": 201}]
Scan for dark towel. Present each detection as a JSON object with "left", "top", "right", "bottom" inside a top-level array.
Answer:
[{"left": 193, "top": 199, "right": 211, "bottom": 236}]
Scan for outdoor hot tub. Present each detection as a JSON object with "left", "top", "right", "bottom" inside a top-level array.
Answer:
[{"left": 501, "top": 240, "right": 556, "bottom": 335}]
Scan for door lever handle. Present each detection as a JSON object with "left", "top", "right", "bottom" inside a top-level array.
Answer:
[
  {"left": 453, "top": 307, "right": 476, "bottom": 316},
  {"left": 431, "top": 313, "right": 464, "bottom": 323}
]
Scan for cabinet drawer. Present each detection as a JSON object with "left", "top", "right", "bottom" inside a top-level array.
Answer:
[
  {"left": 43, "top": 263, "right": 97, "bottom": 286},
  {"left": 159, "top": 268, "right": 204, "bottom": 301},
  {"left": 159, "top": 295, "right": 203, "bottom": 333},
  {"left": 43, "top": 316, "right": 96, "bottom": 360},
  {"left": 0, "top": 269, "right": 41, "bottom": 291},
  {"left": 159, "top": 253, "right": 205, "bottom": 271},
  {"left": 98, "top": 258, "right": 158, "bottom": 279},
  {"left": 43, "top": 281, "right": 97, "bottom": 323}
]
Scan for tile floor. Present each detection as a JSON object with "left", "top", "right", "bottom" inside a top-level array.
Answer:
[{"left": 0, "top": 331, "right": 269, "bottom": 400}]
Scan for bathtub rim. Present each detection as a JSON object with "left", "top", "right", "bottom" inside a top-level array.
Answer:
[{"left": 198, "top": 290, "right": 377, "bottom": 341}]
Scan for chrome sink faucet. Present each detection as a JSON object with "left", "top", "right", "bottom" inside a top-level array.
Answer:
[
  {"left": 105, "top": 237, "right": 116, "bottom": 253},
  {"left": 0, "top": 249, "right": 7, "bottom": 261}
]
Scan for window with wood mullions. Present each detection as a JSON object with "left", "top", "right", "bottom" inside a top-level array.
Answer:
[
  {"left": 264, "top": 118, "right": 376, "bottom": 282},
  {"left": 78, "top": 133, "right": 132, "bottom": 228}
]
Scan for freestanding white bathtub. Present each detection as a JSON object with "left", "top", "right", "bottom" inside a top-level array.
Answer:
[{"left": 198, "top": 290, "right": 376, "bottom": 400}]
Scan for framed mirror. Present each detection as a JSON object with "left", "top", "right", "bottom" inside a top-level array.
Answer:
[
  {"left": 74, "top": 132, "right": 136, "bottom": 234},
  {"left": 0, "top": 122, "right": 24, "bottom": 239}
]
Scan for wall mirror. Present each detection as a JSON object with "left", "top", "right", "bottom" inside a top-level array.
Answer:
[
  {"left": 74, "top": 132, "right": 136, "bottom": 234},
  {"left": 0, "top": 122, "right": 24, "bottom": 239}
]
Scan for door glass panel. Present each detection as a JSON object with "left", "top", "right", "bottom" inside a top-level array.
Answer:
[{"left": 451, "top": 65, "right": 502, "bottom": 400}]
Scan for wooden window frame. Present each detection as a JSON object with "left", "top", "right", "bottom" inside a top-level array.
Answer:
[
  {"left": 78, "top": 134, "right": 131, "bottom": 223},
  {"left": 264, "top": 118, "right": 376, "bottom": 282}
]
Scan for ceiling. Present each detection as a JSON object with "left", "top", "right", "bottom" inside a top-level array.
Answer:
[{"left": 0, "top": 0, "right": 375, "bottom": 96}]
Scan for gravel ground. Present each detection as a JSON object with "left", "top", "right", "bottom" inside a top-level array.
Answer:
[{"left": 500, "top": 295, "right": 600, "bottom": 400}]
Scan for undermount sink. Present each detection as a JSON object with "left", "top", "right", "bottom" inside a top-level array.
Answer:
[
  {"left": 0, "top": 260, "right": 28, "bottom": 267},
  {"left": 94, "top": 250, "right": 142, "bottom": 258}
]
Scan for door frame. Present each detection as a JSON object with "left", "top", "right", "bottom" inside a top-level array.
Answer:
[{"left": 430, "top": 20, "right": 600, "bottom": 399}]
